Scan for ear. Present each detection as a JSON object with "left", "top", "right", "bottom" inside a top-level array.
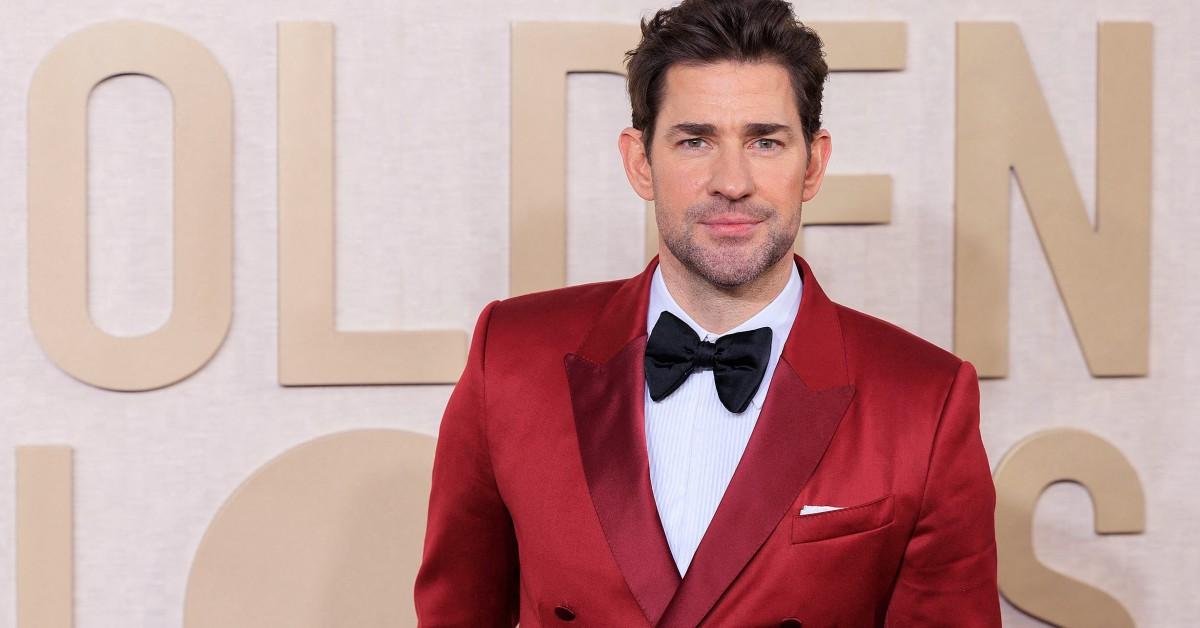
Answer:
[
  {"left": 800, "top": 129, "right": 832, "bottom": 202},
  {"left": 618, "top": 127, "right": 655, "bottom": 201}
]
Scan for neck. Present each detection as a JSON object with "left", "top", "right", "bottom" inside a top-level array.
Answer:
[{"left": 657, "top": 251, "right": 795, "bottom": 334}]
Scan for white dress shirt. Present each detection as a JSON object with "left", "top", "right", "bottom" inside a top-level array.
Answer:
[{"left": 643, "top": 264, "right": 803, "bottom": 576}]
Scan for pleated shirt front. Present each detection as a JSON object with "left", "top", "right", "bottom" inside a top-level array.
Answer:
[{"left": 643, "top": 265, "right": 802, "bottom": 576}]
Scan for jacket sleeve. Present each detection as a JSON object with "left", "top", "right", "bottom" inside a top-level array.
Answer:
[
  {"left": 885, "top": 360, "right": 1001, "bottom": 626},
  {"left": 414, "top": 301, "right": 520, "bottom": 626}
]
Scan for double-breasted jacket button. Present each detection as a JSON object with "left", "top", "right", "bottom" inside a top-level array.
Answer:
[
  {"left": 778, "top": 618, "right": 802, "bottom": 628},
  {"left": 553, "top": 604, "right": 576, "bottom": 621}
]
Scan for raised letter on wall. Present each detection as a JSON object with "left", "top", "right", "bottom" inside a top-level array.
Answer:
[
  {"left": 510, "top": 22, "right": 903, "bottom": 296},
  {"left": 16, "top": 432, "right": 435, "bottom": 628},
  {"left": 277, "top": 23, "right": 466, "bottom": 385},
  {"left": 28, "top": 21, "right": 233, "bottom": 391},
  {"left": 16, "top": 446, "right": 73, "bottom": 628},
  {"left": 955, "top": 23, "right": 1152, "bottom": 378},
  {"left": 993, "top": 429, "right": 1144, "bottom": 627},
  {"left": 184, "top": 430, "right": 434, "bottom": 627}
]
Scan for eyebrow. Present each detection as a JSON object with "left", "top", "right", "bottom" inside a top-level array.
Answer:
[
  {"left": 666, "top": 122, "right": 717, "bottom": 138},
  {"left": 665, "top": 121, "right": 795, "bottom": 139},
  {"left": 744, "top": 122, "right": 794, "bottom": 139}
]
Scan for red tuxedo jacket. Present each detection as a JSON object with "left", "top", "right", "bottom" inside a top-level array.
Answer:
[{"left": 415, "top": 256, "right": 999, "bottom": 627}]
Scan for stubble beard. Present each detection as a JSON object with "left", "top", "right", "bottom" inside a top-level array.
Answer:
[{"left": 658, "top": 199, "right": 800, "bottom": 289}]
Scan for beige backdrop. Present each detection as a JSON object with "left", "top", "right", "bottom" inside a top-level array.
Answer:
[{"left": 0, "top": 0, "right": 1196, "bottom": 625}]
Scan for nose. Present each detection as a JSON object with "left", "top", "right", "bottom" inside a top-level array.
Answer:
[{"left": 706, "top": 146, "right": 755, "bottom": 201}]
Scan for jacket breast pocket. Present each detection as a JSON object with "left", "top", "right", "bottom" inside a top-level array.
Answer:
[{"left": 790, "top": 494, "right": 895, "bottom": 544}]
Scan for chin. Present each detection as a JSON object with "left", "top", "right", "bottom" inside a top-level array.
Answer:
[
  {"left": 662, "top": 223, "right": 794, "bottom": 286},
  {"left": 686, "top": 253, "right": 775, "bottom": 288}
]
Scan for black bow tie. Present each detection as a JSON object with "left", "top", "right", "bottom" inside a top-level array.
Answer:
[{"left": 644, "top": 311, "right": 773, "bottom": 414}]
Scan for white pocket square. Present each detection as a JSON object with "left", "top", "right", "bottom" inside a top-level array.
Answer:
[{"left": 799, "top": 505, "right": 844, "bottom": 515}]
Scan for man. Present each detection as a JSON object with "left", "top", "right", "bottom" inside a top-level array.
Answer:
[{"left": 415, "top": 0, "right": 999, "bottom": 625}]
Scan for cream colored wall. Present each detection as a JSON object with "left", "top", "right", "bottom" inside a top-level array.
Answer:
[{"left": 0, "top": 0, "right": 1195, "bottom": 625}]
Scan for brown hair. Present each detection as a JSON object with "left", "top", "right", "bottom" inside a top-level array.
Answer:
[{"left": 625, "top": 0, "right": 828, "bottom": 154}]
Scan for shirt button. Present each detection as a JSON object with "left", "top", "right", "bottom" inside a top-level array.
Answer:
[
  {"left": 554, "top": 604, "right": 577, "bottom": 621},
  {"left": 779, "top": 619, "right": 802, "bottom": 628}
]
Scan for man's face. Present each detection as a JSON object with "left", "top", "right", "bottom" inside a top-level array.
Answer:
[{"left": 619, "top": 60, "right": 831, "bottom": 288}]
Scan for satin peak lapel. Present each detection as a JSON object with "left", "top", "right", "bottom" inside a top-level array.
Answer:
[
  {"left": 657, "top": 256, "right": 856, "bottom": 627},
  {"left": 565, "top": 259, "right": 680, "bottom": 626}
]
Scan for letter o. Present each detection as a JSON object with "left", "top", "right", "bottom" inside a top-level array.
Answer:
[{"left": 28, "top": 20, "right": 233, "bottom": 391}]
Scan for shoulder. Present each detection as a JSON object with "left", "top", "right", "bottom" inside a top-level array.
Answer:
[
  {"left": 834, "top": 303, "right": 964, "bottom": 389},
  {"left": 478, "top": 278, "right": 628, "bottom": 352},
  {"left": 490, "top": 279, "right": 624, "bottom": 330}
]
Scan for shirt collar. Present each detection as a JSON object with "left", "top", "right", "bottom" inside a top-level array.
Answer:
[{"left": 646, "top": 262, "right": 803, "bottom": 410}]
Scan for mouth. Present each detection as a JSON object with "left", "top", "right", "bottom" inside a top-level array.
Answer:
[{"left": 698, "top": 214, "right": 764, "bottom": 238}]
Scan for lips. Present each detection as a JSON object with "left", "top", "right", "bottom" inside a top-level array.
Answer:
[{"left": 699, "top": 213, "right": 763, "bottom": 237}]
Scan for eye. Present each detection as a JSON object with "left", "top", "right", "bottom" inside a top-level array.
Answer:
[
  {"left": 680, "top": 138, "right": 706, "bottom": 149},
  {"left": 752, "top": 138, "right": 782, "bottom": 150}
]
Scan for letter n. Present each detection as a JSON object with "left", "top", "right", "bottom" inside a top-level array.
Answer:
[{"left": 955, "top": 23, "right": 1151, "bottom": 378}]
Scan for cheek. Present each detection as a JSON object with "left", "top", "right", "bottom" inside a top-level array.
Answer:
[
  {"left": 753, "top": 161, "right": 808, "bottom": 205},
  {"left": 652, "top": 165, "right": 707, "bottom": 206}
]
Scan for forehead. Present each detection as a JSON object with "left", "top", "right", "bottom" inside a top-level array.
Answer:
[{"left": 657, "top": 60, "right": 799, "bottom": 129}]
